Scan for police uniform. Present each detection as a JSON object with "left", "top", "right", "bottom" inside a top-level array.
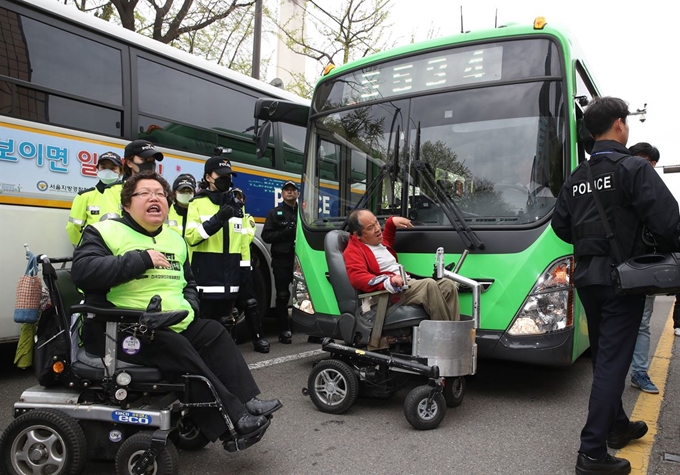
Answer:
[
  {"left": 166, "top": 202, "right": 188, "bottom": 236},
  {"left": 184, "top": 188, "right": 244, "bottom": 320},
  {"left": 65, "top": 151, "right": 124, "bottom": 246},
  {"left": 262, "top": 192, "right": 298, "bottom": 341},
  {"left": 551, "top": 139, "right": 680, "bottom": 459},
  {"left": 72, "top": 215, "right": 261, "bottom": 441}
]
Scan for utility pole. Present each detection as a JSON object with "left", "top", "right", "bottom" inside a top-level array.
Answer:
[{"left": 252, "top": 0, "right": 262, "bottom": 79}]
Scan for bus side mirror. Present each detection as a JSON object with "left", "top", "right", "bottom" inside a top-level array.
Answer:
[{"left": 255, "top": 121, "right": 272, "bottom": 160}]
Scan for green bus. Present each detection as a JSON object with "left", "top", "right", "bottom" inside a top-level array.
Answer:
[{"left": 258, "top": 18, "right": 600, "bottom": 365}]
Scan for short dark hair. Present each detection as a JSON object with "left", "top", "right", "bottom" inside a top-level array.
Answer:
[
  {"left": 347, "top": 209, "right": 365, "bottom": 236},
  {"left": 629, "top": 142, "right": 660, "bottom": 163},
  {"left": 121, "top": 172, "right": 172, "bottom": 208},
  {"left": 583, "top": 96, "right": 630, "bottom": 137}
]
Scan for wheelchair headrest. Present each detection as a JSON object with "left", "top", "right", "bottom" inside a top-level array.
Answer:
[{"left": 324, "top": 230, "right": 356, "bottom": 314}]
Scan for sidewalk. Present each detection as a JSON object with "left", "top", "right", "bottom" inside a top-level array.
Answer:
[{"left": 620, "top": 300, "right": 680, "bottom": 475}]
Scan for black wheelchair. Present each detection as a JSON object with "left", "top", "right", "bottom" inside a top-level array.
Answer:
[
  {"left": 298, "top": 230, "right": 481, "bottom": 430},
  {"left": 0, "top": 255, "right": 269, "bottom": 475}
]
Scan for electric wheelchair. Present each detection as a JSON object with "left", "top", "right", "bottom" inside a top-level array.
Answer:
[
  {"left": 0, "top": 255, "right": 270, "bottom": 475},
  {"left": 299, "top": 230, "right": 481, "bottom": 430}
]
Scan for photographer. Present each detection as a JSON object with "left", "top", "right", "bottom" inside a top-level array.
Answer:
[
  {"left": 262, "top": 181, "right": 299, "bottom": 344},
  {"left": 185, "top": 156, "right": 245, "bottom": 322}
]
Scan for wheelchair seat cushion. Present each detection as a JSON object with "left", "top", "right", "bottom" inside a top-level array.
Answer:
[{"left": 72, "top": 347, "right": 164, "bottom": 383}]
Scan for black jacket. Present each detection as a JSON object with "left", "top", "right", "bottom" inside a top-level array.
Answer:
[
  {"left": 552, "top": 140, "right": 680, "bottom": 287},
  {"left": 72, "top": 213, "right": 200, "bottom": 314},
  {"left": 262, "top": 202, "right": 297, "bottom": 267}
]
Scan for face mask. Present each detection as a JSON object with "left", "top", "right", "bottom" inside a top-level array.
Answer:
[
  {"left": 214, "top": 176, "right": 232, "bottom": 192},
  {"left": 97, "top": 169, "right": 120, "bottom": 184},
  {"left": 175, "top": 192, "right": 193, "bottom": 206},
  {"left": 135, "top": 161, "right": 156, "bottom": 173}
]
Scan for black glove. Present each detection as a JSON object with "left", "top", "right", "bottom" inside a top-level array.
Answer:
[
  {"left": 217, "top": 203, "right": 234, "bottom": 222},
  {"left": 232, "top": 198, "right": 244, "bottom": 218}
]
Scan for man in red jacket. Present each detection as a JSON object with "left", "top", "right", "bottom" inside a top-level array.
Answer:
[{"left": 344, "top": 209, "right": 459, "bottom": 321}]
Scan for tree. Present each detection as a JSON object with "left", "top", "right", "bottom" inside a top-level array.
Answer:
[
  {"left": 277, "top": 0, "right": 396, "bottom": 76},
  {"left": 67, "top": 0, "right": 256, "bottom": 45}
]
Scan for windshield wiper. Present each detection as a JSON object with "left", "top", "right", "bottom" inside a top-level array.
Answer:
[{"left": 411, "top": 123, "right": 484, "bottom": 250}]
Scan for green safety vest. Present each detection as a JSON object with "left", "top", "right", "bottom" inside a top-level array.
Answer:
[
  {"left": 241, "top": 211, "right": 256, "bottom": 263},
  {"left": 66, "top": 182, "right": 123, "bottom": 246},
  {"left": 92, "top": 219, "right": 194, "bottom": 332}
]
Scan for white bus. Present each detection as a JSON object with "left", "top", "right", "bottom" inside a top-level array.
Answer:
[{"left": 0, "top": 0, "right": 309, "bottom": 342}]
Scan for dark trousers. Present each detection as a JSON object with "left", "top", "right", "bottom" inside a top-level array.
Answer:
[
  {"left": 577, "top": 285, "right": 644, "bottom": 458},
  {"left": 673, "top": 294, "right": 680, "bottom": 329},
  {"left": 273, "top": 266, "right": 293, "bottom": 332},
  {"left": 200, "top": 297, "right": 235, "bottom": 321},
  {"left": 86, "top": 319, "right": 259, "bottom": 442}
]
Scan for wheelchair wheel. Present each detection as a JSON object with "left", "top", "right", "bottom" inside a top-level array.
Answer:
[
  {"left": 403, "top": 385, "right": 446, "bottom": 431},
  {"left": 307, "top": 359, "right": 359, "bottom": 414},
  {"left": 0, "top": 409, "right": 87, "bottom": 475},
  {"left": 443, "top": 376, "right": 466, "bottom": 408},
  {"left": 175, "top": 414, "right": 209, "bottom": 451},
  {"left": 115, "top": 431, "right": 179, "bottom": 475}
]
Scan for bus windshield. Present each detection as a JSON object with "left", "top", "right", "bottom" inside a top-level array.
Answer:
[{"left": 302, "top": 79, "right": 566, "bottom": 228}]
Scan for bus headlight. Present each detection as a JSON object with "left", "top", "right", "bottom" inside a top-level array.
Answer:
[
  {"left": 507, "top": 256, "right": 574, "bottom": 335},
  {"left": 292, "top": 256, "right": 315, "bottom": 314}
]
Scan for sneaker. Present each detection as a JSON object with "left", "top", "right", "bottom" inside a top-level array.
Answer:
[
  {"left": 575, "top": 453, "right": 630, "bottom": 475},
  {"left": 607, "top": 421, "right": 648, "bottom": 449},
  {"left": 675, "top": 328, "right": 680, "bottom": 337},
  {"left": 630, "top": 372, "right": 659, "bottom": 394}
]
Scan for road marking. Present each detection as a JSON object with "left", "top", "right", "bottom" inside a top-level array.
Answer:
[
  {"left": 616, "top": 308, "right": 676, "bottom": 474},
  {"left": 248, "top": 349, "right": 325, "bottom": 370}
]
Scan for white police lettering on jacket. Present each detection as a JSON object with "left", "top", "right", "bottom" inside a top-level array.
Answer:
[{"left": 572, "top": 173, "right": 615, "bottom": 197}]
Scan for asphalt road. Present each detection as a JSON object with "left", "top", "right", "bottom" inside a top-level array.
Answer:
[{"left": 0, "top": 300, "right": 679, "bottom": 475}]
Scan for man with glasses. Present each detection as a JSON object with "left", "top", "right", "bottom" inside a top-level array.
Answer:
[{"left": 344, "top": 209, "right": 460, "bottom": 321}]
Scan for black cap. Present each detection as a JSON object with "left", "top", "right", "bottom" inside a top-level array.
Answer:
[
  {"left": 173, "top": 174, "right": 196, "bottom": 192},
  {"left": 282, "top": 180, "right": 298, "bottom": 190},
  {"left": 124, "top": 140, "right": 164, "bottom": 161},
  {"left": 204, "top": 156, "right": 237, "bottom": 176},
  {"left": 98, "top": 151, "right": 122, "bottom": 167}
]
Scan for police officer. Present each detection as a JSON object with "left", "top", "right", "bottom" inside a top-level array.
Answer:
[
  {"left": 122, "top": 139, "right": 164, "bottom": 179},
  {"left": 551, "top": 96, "right": 680, "bottom": 475},
  {"left": 184, "top": 156, "right": 244, "bottom": 323},
  {"left": 167, "top": 173, "right": 196, "bottom": 238},
  {"left": 262, "top": 181, "right": 299, "bottom": 344},
  {"left": 233, "top": 188, "right": 270, "bottom": 353},
  {"left": 66, "top": 151, "right": 123, "bottom": 246}
]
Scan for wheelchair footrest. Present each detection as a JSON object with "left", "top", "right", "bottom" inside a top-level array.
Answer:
[{"left": 222, "top": 422, "right": 270, "bottom": 453}]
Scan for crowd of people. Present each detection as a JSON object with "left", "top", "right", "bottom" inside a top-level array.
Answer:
[{"left": 65, "top": 95, "right": 680, "bottom": 472}]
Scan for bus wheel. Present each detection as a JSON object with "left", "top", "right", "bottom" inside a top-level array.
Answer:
[
  {"left": 443, "top": 377, "right": 466, "bottom": 408},
  {"left": 308, "top": 359, "right": 359, "bottom": 414},
  {"left": 115, "top": 431, "right": 178, "bottom": 475},
  {"left": 403, "top": 385, "right": 446, "bottom": 431},
  {"left": 0, "top": 409, "right": 87, "bottom": 475}
]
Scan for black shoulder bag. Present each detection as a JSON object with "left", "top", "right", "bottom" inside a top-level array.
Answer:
[{"left": 585, "top": 159, "right": 680, "bottom": 296}]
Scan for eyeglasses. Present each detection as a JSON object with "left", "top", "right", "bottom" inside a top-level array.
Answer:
[{"left": 131, "top": 190, "right": 167, "bottom": 199}]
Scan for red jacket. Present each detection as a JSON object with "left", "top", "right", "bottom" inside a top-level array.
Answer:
[{"left": 343, "top": 216, "right": 400, "bottom": 293}]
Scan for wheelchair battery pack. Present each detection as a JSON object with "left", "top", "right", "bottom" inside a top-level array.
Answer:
[{"left": 611, "top": 253, "right": 680, "bottom": 296}]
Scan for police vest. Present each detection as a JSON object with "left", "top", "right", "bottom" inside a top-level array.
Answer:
[
  {"left": 92, "top": 219, "right": 194, "bottom": 332},
  {"left": 184, "top": 195, "right": 243, "bottom": 299},
  {"left": 569, "top": 152, "right": 644, "bottom": 261},
  {"left": 166, "top": 204, "right": 188, "bottom": 237},
  {"left": 66, "top": 183, "right": 123, "bottom": 245}
]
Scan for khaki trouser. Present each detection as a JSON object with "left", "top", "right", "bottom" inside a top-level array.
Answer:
[{"left": 401, "top": 278, "right": 460, "bottom": 321}]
